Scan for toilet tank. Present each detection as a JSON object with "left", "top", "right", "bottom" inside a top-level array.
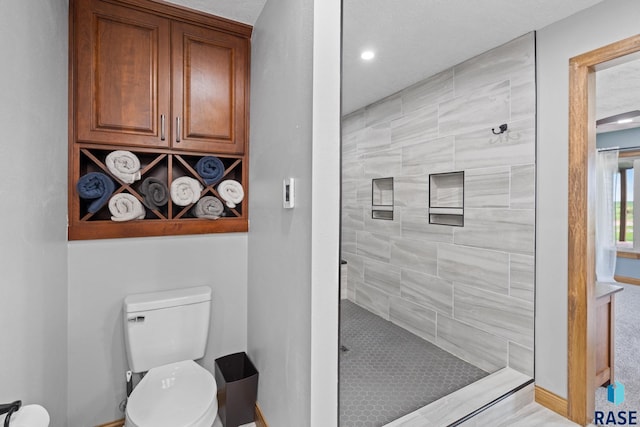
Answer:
[{"left": 124, "top": 286, "right": 211, "bottom": 373}]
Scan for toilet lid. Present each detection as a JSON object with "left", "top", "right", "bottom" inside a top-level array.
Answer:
[{"left": 127, "top": 360, "right": 217, "bottom": 427}]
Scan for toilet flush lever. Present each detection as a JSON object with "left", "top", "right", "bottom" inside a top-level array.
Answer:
[{"left": 128, "top": 316, "right": 145, "bottom": 323}]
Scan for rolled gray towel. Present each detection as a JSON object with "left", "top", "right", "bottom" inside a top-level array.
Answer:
[
  {"left": 138, "top": 177, "right": 169, "bottom": 210},
  {"left": 192, "top": 196, "right": 224, "bottom": 219}
]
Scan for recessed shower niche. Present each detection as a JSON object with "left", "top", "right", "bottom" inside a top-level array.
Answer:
[
  {"left": 371, "top": 177, "right": 393, "bottom": 220},
  {"left": 429, "top": 171, "right": 464, "bottom": 226}
]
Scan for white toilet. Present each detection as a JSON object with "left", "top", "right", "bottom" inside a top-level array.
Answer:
[
  {"left": 0, "top": 404, "right": 49, "bottom": 427},
  {"left": 123, "top": 286, "right": 218, "bottom": 427}
]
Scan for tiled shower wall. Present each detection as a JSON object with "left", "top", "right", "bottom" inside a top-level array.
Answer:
[{"left": 341, "top": 33, "right": 535, "bottom": 376}]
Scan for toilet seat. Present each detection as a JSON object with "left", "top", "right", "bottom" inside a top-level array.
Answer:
[{"left": 125, "top": 360, "right": 217, "bottom": 427}]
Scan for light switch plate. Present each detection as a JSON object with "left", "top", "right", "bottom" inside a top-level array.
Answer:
[{"left": 283, "top": 178, "right": 295, "bottom": 208}]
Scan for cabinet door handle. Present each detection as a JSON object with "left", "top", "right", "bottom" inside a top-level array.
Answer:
[
  {"left": 160, "top": 114, "right": 165, "bottom": 141},
  {"left": 176, "top": 117, "right": 181, "bottom": 143}
]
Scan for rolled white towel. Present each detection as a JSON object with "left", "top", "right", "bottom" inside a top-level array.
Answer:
[
  {"left": 171, "top": 176, "right": 203, "bottom": 206},
  {"left": 106, "top": 150, "right": 141, "bottom": 184},
  {"left": 217, "top": 179, "right": 244, "bottom": 208},
  {"left": 109, "top": 193, "right": 146, "bottom": 222}
]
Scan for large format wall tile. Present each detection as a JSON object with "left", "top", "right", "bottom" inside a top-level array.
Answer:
[
  {"left": 508, "top": 341, "right": 534, "bottom": 377},
  {"left": 400, "top": 269, "right": 453, "bottom": 316},
  {"left": 454, "top": 117, "right": 535, "bottom": 170},
  {"left": 438, "top": 243, "right": 509, "bottom": 294},
  {"left": 355, "top": 282, "right": 390, "bottom": 319},
  {"left": 510, "top": 164, "right": 535, "bottom": 209},
  {"left": 464, "top": 167, "right": 510, "bottom": 208},
  {"left": 342, "top": 207, "right": 364, "bottom": 231},
  {"left": 342, "top": 130, "right": 360, "bottom": 152},
  {"left": 453, "top": 33, "right": 534, "bottom": 97},
  {"left": 402, "top": 136, "right": 455, "bottom": 176},
  {"left": 510, "top": 76, "right": 536, "bottom": 122},
  {"left": 364, "top": 259, "right": 401, "bottom": 295},
  {"left": 390, "top": 237, "right": 438, "bottom": 275},
  {"left": 342, "top": 159, "right": 363, "bottom": 184},
  {"left": 402, "top": 68, "right": 454, "bottom": 114},
  {"left": 343, "top": 254, "right": 364, "bottom": 302},
  {"left": 356, "top": 178, "right": 372, "bottom": 205},
  {"left": 401, "top": 208, "right": 454, "bottom": 243},
  {"left": 454, "top": 208, "right": 535, "bottom": 255},
  {"left": 364, "top": 209, "right": 402, "bottom": 235},
  {"left": 341, "top": 178, "right": 359, "bottom": 209},
  {"left": 438, "top": 80, "right": 510, "bottom": 136},
  {"left": 436, "top": 314, "right": 508, "bottom": 373},
  {"left": 357, "top": 123, "right": 391, "bottom": 154},
  {"left": 391, "top": 104, "right": 438, "bottom": 147},
  {"left": 363, "top": 146, "right": 402, "bottom": 177},
  {"left": 341, "top": 228, "right": 357, "bottom": 255},
  {"left": 453, "top": 283, "right": 534, "bottom": 349},
  {"left": 342, "top": 109, "right": 366, "bottom": 135},
  {"left": 510, "top": 254, "right": 534, "bottom": 301},
  {"left": 365, "top": 94, "right": 402, "bottom": 127},
  {"left": 342, "top": 252, "right": 364, "bottom": 283},
  {"left": 394, "top": 174, "right": 429, "bottom": 208},
  {"left": 356, "top": 231, "right": 390, "bottom": 263},
  {"left": 390, "top": 296, "right": 437, "bottom": 343}
]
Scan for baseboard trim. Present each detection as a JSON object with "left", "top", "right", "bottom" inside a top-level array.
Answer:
[
  {"left": 97, "top": 403, "right": 268, "bottom": 427},
  {"left": 614, "top": 275, "right": 640, "bottom": 286},
  {"left": 535, "top": 385, "right": 569, "bottom": 418},
  {"left": 256, "top": 403, "right": 269, "bottom": 427},
  {"left": 96, "top": 420, "right": 124, "bottom": 427}
]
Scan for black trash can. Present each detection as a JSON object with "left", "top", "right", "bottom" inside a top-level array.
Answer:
[{"left": 215, "top": 352, "right": 259, "bottom": 427}]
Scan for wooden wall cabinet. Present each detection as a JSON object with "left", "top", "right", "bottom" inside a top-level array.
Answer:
[{"left": 69, "top": 0, "right": 251, "bottom": 240}]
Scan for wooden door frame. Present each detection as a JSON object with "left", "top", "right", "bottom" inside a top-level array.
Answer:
[{"left": 568, "top": 33, "right": 640, "bottom": 425}]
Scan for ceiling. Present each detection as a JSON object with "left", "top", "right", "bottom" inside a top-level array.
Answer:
[
  {"left": 162, "top": 0, "right": 640, "bottom": 131},
  {"left": 342, "top": 0, "right": 605, "bottom": 114},
  {"left": 163, "top": 0, "right": 266, "bottom": 25},
  {"left": 596, "top": 58, "right": 640, "bottom": 133}
]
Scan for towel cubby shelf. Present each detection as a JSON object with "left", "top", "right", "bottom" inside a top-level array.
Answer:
[{"left": 69, "top": 145, "right": 248, "bottom": 240}]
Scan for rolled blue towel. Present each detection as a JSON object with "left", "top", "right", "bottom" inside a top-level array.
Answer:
[
  {"left": 195, "top": 156, "right": 225, "bottom": 185},
  {"left": 77, "top": 172, "right": 115, "bottom": 213}
]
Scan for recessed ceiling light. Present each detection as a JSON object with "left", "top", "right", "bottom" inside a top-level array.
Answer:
[
  {"left": 618, "top": 118, "right": 634, "bottom": 124},
  {"left": 361, "top": 50, "right": 375, "bottom": 61}
]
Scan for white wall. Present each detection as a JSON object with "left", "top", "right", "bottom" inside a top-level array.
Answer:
[
  {"left": 67, "top": 235, "right": 248, "bottom": 426},
  {"left": 536, "top": 0, "right": 640, "bottom": 398},
  {"left": 0, "top": 1, "right": 69, "bottom": 425},
  {"left": 247, "top": 0, "right": 315, "bottom": 425},
  {"left": 310, "top": 0, "right": 341, "bottom": 424}
]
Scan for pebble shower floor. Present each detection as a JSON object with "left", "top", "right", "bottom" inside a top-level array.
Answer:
[{"left": 339, "top": 300, "right": 489, "bottom": 427}]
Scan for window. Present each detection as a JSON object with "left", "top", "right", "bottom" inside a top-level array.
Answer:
[{"left": 616, "top": 166, "right": 634, "bottom": 248}]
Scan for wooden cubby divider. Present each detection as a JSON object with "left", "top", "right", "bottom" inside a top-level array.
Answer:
[{"left": 70, "top": 145, "right": 247, "bottom": 240}]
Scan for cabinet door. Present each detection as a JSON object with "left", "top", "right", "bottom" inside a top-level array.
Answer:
[
  {"left": 75, "top": 0, "right": 170, "bottom": 147},
  {"left": 171, "top": 22, "right": 248, "bottom": 154}
]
